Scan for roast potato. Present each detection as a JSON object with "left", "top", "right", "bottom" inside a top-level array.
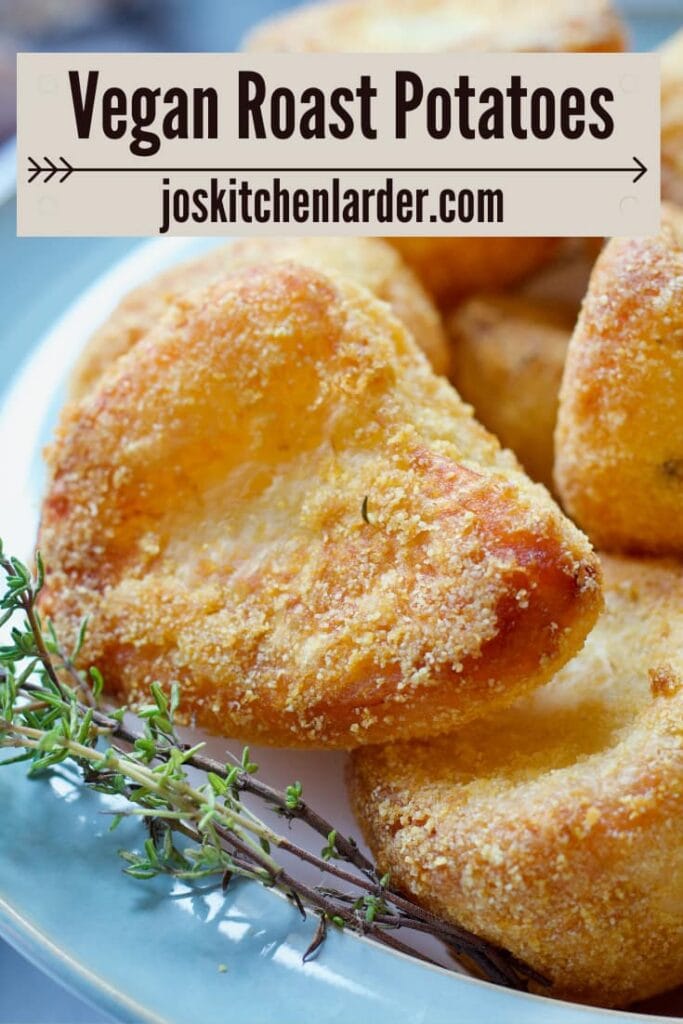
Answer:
[{"left": 40, "top": 262, "right": 600, "bottom": 748}]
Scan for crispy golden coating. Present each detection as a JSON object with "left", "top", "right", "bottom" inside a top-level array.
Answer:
[
  {"left": 39, "top": 263, "right": 600, "bottom": 748},
  {"left": 662, "top": 30, "right": 683, "bottom": 206},
  {"left": 69, "top": 236, "right": 450, "bottom": 401},
  {"left": 69, "top": 249, "right": 221, "bottom": 402},
  {"left": 448, "top": 295, "right": 573, "bottom": 489},
  {"left": 555, "top": 203, "right": 683, "bottom": 554},
  {"left": 386, "top": 236, "right": 560, "bottom": 309},
  {"left": 245, "top": 0, "right": 626, "bottom": 53},
  {"left": 349, "top": 555, "right": 683, "bottom": 1007}
]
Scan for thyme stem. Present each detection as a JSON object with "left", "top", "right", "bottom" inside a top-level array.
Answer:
[{"left": 0, "top": 542, "right": 543, "bottom": 992}]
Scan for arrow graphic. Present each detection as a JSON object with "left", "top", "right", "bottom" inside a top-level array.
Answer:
[
  {"left": 27, "top": 156, "right": 73, "bottom": 183},
  {"left": 631, "top": 156, "right": 647, "bottom": 184},
  {"left": 27, "top": 155, "right": 647, "bottom": 184},
  {"left": 27, "top": 156, "right": 40, "bottom": 183}
]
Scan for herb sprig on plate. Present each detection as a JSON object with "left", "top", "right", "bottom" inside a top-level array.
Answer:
[{"left": 0, "top": 540, "right": 543, "bottom": 990}]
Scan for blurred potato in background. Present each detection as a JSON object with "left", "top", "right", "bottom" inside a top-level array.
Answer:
[
  {"left": 661, "top": 28, "right": 683, "bottom": 205},
  {"left": 519, "top": 236, "right": 602, "bottom": 308},
  {"left": 388, "top": 236, "right": 561, "bottom": 310},
  {"left": 445, "top": 238, "right": 599, "bottom": 489},
  {"left": 448, "top": 294, "right": 573, "bottom": 489},
  {"left": 245, "top": 0, "right": 627, "bottom": 53}
]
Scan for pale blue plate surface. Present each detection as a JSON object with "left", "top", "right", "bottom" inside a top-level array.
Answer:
[
  {"left": 1, "top": 4, "right": 680, "bottom": 1019},
  {"left": 0, "top": 755, "right": 665, "bottom": 1024},
  {"left": 1, "top": 222, "right": 681, "bottom": 1024}
]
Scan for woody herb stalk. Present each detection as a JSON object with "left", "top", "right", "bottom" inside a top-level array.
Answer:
[{"left": 0, "top": 540, "right": 543, "bottom": 989}]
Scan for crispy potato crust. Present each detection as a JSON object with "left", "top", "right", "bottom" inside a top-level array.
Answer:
[
  {"left": 69, "top": 236, "right": 450, "bottom": 401},
  {"left": 448, "top": 294, "right": 573, "bottom": 488},
  {"left": 39, "top": 263, "right": 600, "bottom": 748},
  {"left": 661, "top": 30, "right": 683, "bottom": 206},
  {"left": 245, "top": 0, "right": 627, "bottom": 53},
  {"left": 348, "top": 555, "right": 683, "bottom": 1007},
  {"left": 555, "top": 202, "right": 683, "bottom": 554}
]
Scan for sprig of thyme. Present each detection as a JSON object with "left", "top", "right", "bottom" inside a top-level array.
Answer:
[{"left": 0, "top": 540, "right": 544, "bottom": 990}]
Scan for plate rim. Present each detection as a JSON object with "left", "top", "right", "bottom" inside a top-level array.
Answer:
[{"left": 0, "top": 235, "right": 678, "bottom": 1024}]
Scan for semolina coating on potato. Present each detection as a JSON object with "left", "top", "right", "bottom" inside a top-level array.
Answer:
[
  {"left": 661, "top": 29, "right": 683, "bottom": 206},
  {"left": 555, "top": 202, "right": 683, "bottom": 554},
  {"left": 245, "top": 0, "right": 626, "bottom": 54},
  {"left": 348, "top": 554, "right": 683, "bottom": 1007},
  {"left": 448, "top": 295, "right": 573, "bottom": 489},
  {"left": 39, "top": 263, "right": 600, "bottom": 749},
  {"left": 69, "top": 236, "right": 450, "bottom": 400}
]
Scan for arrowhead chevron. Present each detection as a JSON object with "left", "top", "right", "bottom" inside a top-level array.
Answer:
[
  {"left": 27, "top": 154, "right": 75, "bottom": 183},
  {"left": 22, "top": 156, "right": 651, "bottom": 187},
  {"left": 43, "top": 155, "right": 57, "bottom": 182},
  {"left": 632, "top": 156, "right": 647, "bottom": 184},
  {"left": 27, "top": 156, "right": 40, "bottom": 183},
  {"left": 59, "top": 156, "right": 74, "bottom": 183}
]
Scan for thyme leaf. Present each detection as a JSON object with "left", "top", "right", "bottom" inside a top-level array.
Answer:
[{"left": 0, "top": 541, "right": 544, "bottom": 991}]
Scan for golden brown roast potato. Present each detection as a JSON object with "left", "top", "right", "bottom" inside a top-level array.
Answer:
[
  {"left": 69, "top": 236, "right": 450, "bottom": 400},
  {"left": 349, "top": 554, "right": 683, "bottom": 1007},
  {"left": 39, "top": 263, "right": 600, "bottom": 748},
  {"left": 662, "top": 29, "right": 683, "bottom": 205},
  {"left": 245, "top": 1, "right": 625, "bottom": 308},
  {"left": 448, "top": 294, "right": 573, "bottom": 488},
  {"left": 245, "top": 0, "right": 626, "bottom": 53},
  {"left": 555, "top": 202, "right": 683, "bottom": 554}
]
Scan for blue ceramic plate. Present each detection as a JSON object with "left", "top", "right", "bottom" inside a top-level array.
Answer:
[{"left": 0, "top": 236, "right": 678, "bottom": 1024}]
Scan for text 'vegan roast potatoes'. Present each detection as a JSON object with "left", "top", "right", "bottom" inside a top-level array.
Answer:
[
  {"left": 40, "top": 263, "right": 600, "bottom": 748},
  {"left": 245, "top": 0, "right": 626, "bottom": 307}
]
